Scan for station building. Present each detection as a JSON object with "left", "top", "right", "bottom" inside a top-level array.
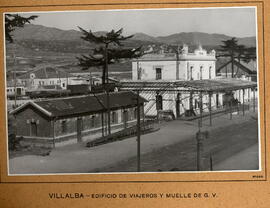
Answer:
[{"left": 120, "top": 45, "right": 257, "bottom": 118}]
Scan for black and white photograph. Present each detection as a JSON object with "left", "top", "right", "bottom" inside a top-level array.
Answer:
[{"left": 5, "top": 7, "right": 259, "bottom": 175}]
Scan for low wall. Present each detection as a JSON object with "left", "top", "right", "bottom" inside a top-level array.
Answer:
[{"left": 17, "top": 120, "right": 138, "bottom": 148}]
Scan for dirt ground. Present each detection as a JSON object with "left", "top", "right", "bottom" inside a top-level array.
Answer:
[
  {"left": 99, "top": 115, "right": 258, "bottom": 172},
  {"left": 9, "top": 109, "right": 259, "bottom": 174}
]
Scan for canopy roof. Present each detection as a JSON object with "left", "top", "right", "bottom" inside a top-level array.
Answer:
[{"left": 118, "top": 78, "right": 257, "bottom": 93}]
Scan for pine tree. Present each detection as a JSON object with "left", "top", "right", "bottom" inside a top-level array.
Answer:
[
  {"left": 77, "top": 27, "right": 143, "bottom": 135},
  {"left": 218, "top": 37, "right": 256, "bottom": 77},
  {"left": 5, "top": 14, "right": 38, "bottom": 43},
  {"left": 219, "top": 37, "right": 239, "bottom": 78},
  {"left": 77, "top": 27, "right": 142, "bottom": 84}
]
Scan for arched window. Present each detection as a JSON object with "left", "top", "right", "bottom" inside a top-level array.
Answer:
[
  {"left": 189, "top": 66, "right": 193, "bottom": 80},
  {"left": 209, "top": 66, "right": 212, "bottom": 79},
  {"left": 200, "top": 66, "right": 203, "bottom": 80}
]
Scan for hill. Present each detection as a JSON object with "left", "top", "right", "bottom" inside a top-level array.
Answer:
[{"left": 11, "top": 24, "right": 256, "bottom": 47}]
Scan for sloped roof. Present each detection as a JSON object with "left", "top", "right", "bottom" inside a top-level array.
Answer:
[
  {"left": 17, "top": 67, "right": 70, "bottom": 79},
  {"left": 216, "top": 59, "right": 257, "bottom": 75},
  {"left": 11, "top": 91, "right": 146, "bottom": 119}
]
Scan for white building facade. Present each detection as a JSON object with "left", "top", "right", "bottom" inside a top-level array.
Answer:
[
  {"left": 17, "top": 67, "right": 88, "bottom": 91},
  {"left": 132, "top": 45, "right": 216, "bottom": 82},
  {"left": 130, "top": 45, "right": 227, "bottom": 117}
]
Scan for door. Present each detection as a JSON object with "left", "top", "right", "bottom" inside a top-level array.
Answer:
[
  {"left": 30, "top": 122, "right": 37, "bottom": 136},
  {"left": 176, "top": 93, "right": 181, "bottom": 118},
  {"left": 123, "top": 110, "right": 128, "bottom": 129},
  {"left": 16, "top": 87, "right": 22, "bottom": 95},
  {"left": 77, "top": 118, "right": 82, "bottom": 142},
  {"left": 156, "top": 95, "right": 163, "bottom": 110}
]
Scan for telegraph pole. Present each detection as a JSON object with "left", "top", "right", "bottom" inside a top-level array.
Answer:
[
  {"left": 137, "top": 90, "right": 141, "bottom": 172},
  {"left": 13, "top": 52, "right": 17, "bottom": 108},
  {"left": 104, "top": 43, "right": 111, "bottom": 135}
]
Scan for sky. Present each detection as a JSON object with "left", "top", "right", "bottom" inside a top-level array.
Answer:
[{"left": 18, "top": 7, "right": 256, "bottom": 38}]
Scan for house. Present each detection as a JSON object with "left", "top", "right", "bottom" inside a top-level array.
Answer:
[
  {"left": 17, "top": 66, "right": 87, "bottom": 91},
  {"left": 216, "top": 59, "right": 257, "bottom": 82},
  {"left": 10, "top": 91, "right": 146, "bottom": 147},
  {"left": 6, "top": 80, "right": 26, "bottom": 97}
]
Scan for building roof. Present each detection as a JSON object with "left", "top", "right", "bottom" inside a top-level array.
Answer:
[
  {"left": 17, "top": 66, "right": 71, "bottom": 79},
  {"left": 6, "top": 80, "right": 25, "bottom": 87},
  {"left": 11, "top": 91, "right": 147, "bottom": 119},
  {"left": 134, "top": 53, "right": 216, "bottom": 62},
  {"left": 135, "top": 45, "right": 216, "bottom": 62},
  {"left": 67, "top": 84, "right": 91, "bottom": 94},
  {"left": 118, "top": 78, "right": 257, "bottom": 93},
  {"left": 216, "top": 59, "right": 257, "bottom": 75}
]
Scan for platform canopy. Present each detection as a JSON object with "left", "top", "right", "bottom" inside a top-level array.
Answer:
[{"left": 117, "top": 78, "right": 257, "bottom": 93}]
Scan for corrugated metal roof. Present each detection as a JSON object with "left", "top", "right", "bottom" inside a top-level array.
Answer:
[{"left": 118, "top": 78, "right": 257, "bottom": 92}]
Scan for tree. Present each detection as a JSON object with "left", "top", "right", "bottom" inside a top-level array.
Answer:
[
  {"left": 5, "top": 14, "right": 38, "bottom": 43},
  {"left": 77, "top": 28, "right": 142, "bottom": 84},
  {"left": 218, "top": 37, "right": 257, "bottom": 78},
  {"left": 77, "top": 27, "right": 143, "bottom": 135},
  {"left": 218, "top": 37, "right": 238, "bottom": 78},
  {"left": 234, "top": 44, "right": 246, "bottom": 77}
]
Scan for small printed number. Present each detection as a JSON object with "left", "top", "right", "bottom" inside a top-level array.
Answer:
[{"left": 252, "top": 175, "right": 264, "bottom": 178}]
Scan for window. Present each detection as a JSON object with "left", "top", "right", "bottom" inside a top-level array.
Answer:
[
  {"left": 134, "top": 108, "right": 137, "bottom": 119},
  {"left": 62, "top": 83, "right": 65, "bottom": 88},
  {"left": 122, "top": 110, "right": 128, "bottom": 122},
  {"left": 200, "top": 66, "right": 203, "bottom": 80},
  {"left": 111, "top": 111, "right": 117, "bottom": 124},
  {"left": 61, "top": 120, "right": 67, "bottom": 133},
  {"left": 155, "top": 68, "right": 162, "bottom": 80},
  {"left": 91, "top": 115, "right": 96, "bottom": 128},
  {"left": 209, "top": 66, "right": 212, "bottom": 79},
  {"left": 188, "top": 66, "right": 193, "bottom": 80}
]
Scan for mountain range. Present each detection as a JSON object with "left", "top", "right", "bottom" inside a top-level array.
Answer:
[{"left": 11, "top": 24, "right": 256, "bottom": 47}]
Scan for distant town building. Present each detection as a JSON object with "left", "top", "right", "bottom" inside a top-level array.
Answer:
[
  {"left": 6, "top": 81, "right": 26, "bottom": 97},
  {"left": 16, "top": 66, "right": 88, "bottom": 91},
  {"left": 216, "top": 59, "right": 257, "bottom": 82}
]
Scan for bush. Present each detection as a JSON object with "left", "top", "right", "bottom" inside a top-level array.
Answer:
[{"left": 8, "top": 134, "right": 23, "bottom": 151}]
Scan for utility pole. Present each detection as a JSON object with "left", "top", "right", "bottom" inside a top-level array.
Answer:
[
  {"left": 242, "top": 89, "right": 245, "bottom": 115},
  {"left": 208, "top": 92, "right": 212, "bottom": 126},
  {"left": 253, "top": 88, "right": 256, "bottom": 112},
  {"left": 13, "top": 52, "right": 17, "bottom": 108},
  {"left": 199, "top": 91, "right": 203, "bottom": 128},
  {"left": 176, "top": 47, "right": 180, "bottom": 80},
  {"left": 136, "top": 90, "right": 141, "bottom": 172},
  {"left": 104, "top": 43, "right": 111, "bottom": 135}
]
